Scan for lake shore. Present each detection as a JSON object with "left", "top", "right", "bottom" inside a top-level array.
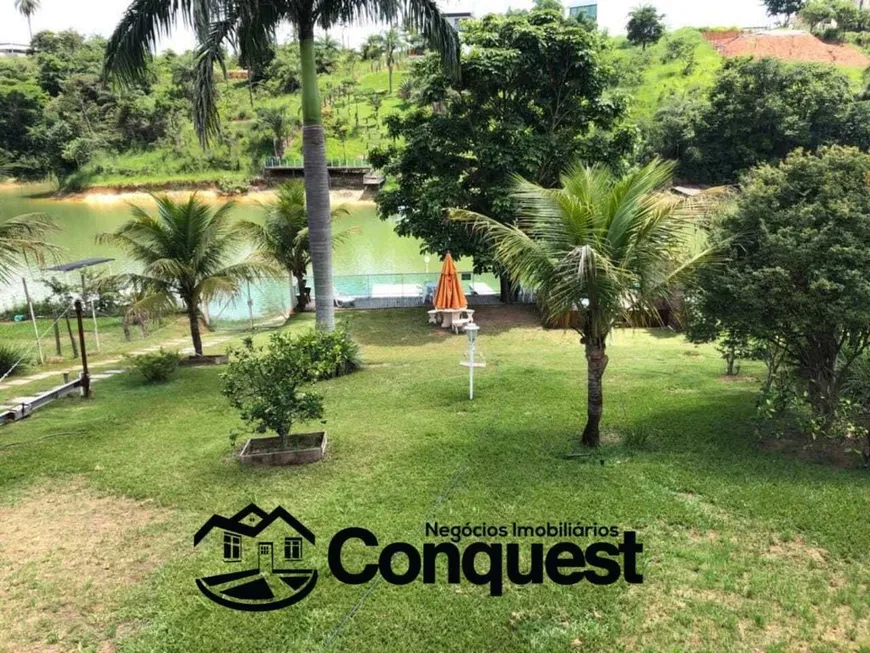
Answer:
[{"left": 0, "top": 181, "right": 371, "bottom": 205}]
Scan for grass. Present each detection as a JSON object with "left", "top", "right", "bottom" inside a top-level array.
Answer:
[
  {"left": 0, "top": 306, "right": 868, "bottom": 651},
  {"left": 609, "top": 30, "right": 724, "bottom": 118},
  {"left": 0, "top": 314, "right": 254, "bottom": 403}
]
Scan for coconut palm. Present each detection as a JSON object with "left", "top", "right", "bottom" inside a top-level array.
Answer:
[
  {"left": 104, "top": 0, "right": 459, "bottom": 332},
  {"left": 256, "top": 105, "right": 296, "bottom": 159},
  {"left": 454, "top": 160, "right": 712, "bottom": 447},
  {"left": 97, "top": 195, "right": 274, "bottom": 356},
  {"left": 0, "top": 213, "right": 59, "bottom": 283},
  {"left": 14, "top": 0, "right": 40, "bottom": 41},
  {"left": 382, "top": 27, "right": 405, "bottom": 94},
  {"left": 240, "top": 181, "right": 349, "bottom": 315}
]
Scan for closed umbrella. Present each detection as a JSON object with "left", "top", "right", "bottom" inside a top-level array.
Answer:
[{"left": 434, "top": 252, "right": 467, "bottom": 310}]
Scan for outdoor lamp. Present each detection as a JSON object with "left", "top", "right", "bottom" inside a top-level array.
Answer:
[{"left": 466, "top": 323, "right": 479, "bottom": 344}]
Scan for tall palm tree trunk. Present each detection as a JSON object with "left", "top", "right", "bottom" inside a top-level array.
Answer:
[
  {"left": 299, "top": 28, "right": 335, "bottom": 331},
  {"left": 27, "top": 16, "right": 32, "bottom": 41},
  {"left": 582, "top": 338, "right": 608, "bottom": 447},
  {"left": 187, "top": 304, "right": 204, "bottom": 356}
]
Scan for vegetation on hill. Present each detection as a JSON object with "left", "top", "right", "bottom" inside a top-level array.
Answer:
[{"left": 0, "top": 30, "right": 413, "bottom": 190}]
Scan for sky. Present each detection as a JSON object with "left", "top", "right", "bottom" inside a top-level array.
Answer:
[{"left": 0, "top": 0, "right": 774, "bottom": 52}]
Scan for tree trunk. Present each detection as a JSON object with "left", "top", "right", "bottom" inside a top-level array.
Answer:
[
  {"left": 388, "top": 64, "right": 393, "bottom": 94},
  {"left": 299, "top": 30, "right": 335, "bottom": 331},
  {"left": 287, "top": 273, "right": 296, "bottom": 316},
  {"left": 187, "top": 305, "right": 203, "bottom": 356},
  {"left": 295, "top": 272, "right": 308, "bottom": 312},
  {"left": 581, "top": 337, "right": 608, "bottom": 447},
  {"left": 499, "top": 274, "right": 519, "bottom": 304}
]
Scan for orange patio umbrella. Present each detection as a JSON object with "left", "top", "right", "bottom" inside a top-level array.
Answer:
[{"left": 433, "top": 252, "right": 468, "bottom": 309}]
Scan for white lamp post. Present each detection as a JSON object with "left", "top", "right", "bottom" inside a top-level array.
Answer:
[
  {"left": 465, "top": 324, "right": 480, "bottom": 400},
  {"left": 424, "top": 254, "right": 431, "bottom": 274}
]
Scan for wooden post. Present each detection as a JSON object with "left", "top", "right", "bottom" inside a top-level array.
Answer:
[
  {"left": 21, "top": 277, "right": 44, "bottom": 364},
  {"left": 53, "top": 316, "right": 62, "bottom": 356},
  {"left": 74, "top": 300, "right": 90, "bottom": 398},
  {"left": 81, "top": 271, "right": 100, "bottom": 353},
  {"left": 65, "top": 312, "right": 78, "bottom": 358}
]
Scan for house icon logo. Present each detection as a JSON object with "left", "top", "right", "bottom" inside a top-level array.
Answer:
[{"left": 193, "top": 504, "right": 317, "bottom": 611}]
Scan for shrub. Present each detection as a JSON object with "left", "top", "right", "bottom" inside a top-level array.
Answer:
[
  {"left": 130, "top": 348, "right": 181, "bottom": 383},
  {"left": 222, "top": 333, "right": 325, "bottom": 449},
  {"left": 221, "top": 329, "right": 360, "bottom": 449},
  {"left": 0, "top": 342, "right": 30, "bottom": 378},
  {"left": 293, "top": 327, "right": 361, "bottom": 380}
]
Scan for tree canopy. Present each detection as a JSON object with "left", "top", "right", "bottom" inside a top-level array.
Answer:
[
  {"left": 369, "top": 10, "right": 634, "bottom": 293},
  {"left": 691, "top": 146, "right": 870, "bottom": 418},
  {"left": 626, "top": 5, "right": 666, "bottom": 50}
]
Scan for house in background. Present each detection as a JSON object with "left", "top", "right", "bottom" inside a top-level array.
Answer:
[
  {"left": 0, "top": 43, "right": 31, "bottom": 57},
  {"left": 567, "top": 1, "right": 598, "bottom": 23},
  {"left": 444, "top": 12, "right": 474, "bottom": 31}
]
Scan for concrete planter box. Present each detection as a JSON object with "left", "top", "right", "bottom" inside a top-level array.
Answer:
[
  {"left": 179, "top": 354, "right": 228, "bottom": 366},
  {"left": 239, "top": 431, "right": 327, "bottom": 466}
]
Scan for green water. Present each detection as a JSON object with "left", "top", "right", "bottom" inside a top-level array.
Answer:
[{"left": 0, "top": 186, "right": 471, "bottom": 319}]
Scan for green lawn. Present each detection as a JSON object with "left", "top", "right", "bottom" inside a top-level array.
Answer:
[{"left": 1, "top": 306, "right": 868, "bottom": 652}]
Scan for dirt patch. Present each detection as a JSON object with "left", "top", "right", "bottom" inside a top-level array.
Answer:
[
  {"left": 469, "top": 304, "right": 540, "bottom": 331},
  {"left": 0, "top": 478, "right": 179, "bottom": 652},
  {"left": 703, "top": 30, "right": 870, "bottom": 67},
  {"left": 759, "top": 435, "right": 866, "bottom": 470}
]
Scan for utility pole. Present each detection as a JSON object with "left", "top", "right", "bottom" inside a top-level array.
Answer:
[{"left": 74, "top": 299, "right": 90, "bottom": 398}]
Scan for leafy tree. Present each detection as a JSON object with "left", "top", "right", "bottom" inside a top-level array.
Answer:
[
  {"left": 222, "top": 332, "right": 325, "bottom": 450},
  {"left": 533, "top": 0, "right": 564, "bottom": 12},
  {"left": 453, "top": 160, "right": 708, "bottom": 447},
  {"left": 98, "top": 195, "right": 273, "bottom": 356},
  {"left": 799, "top": 0, "right": 836, "bottom": 30},
  {"left": 361, "top": 34, "right": 385, "bottom": 62},
  {"left": 104, "top": 0, "right": 459, "bottom": 333},
  {"left": 763, "top": 0, "right": 807, "bottom": 24},
  {"left": 694, "top": 58, "right": 855, "bottom": 183},
  {"left": 370, "top": 11, "right": 633, "bottom": 299},
  {"left": 14, "top": 0, "right": 40, "bottom": 41},
  {"left": 626, "top": 5, "right": 666, "bottom": 50},
  {"left": 692, "top": 146, "right": 870, "bottom": 420},
  {"left": 0, "top": 213, "right": 58, "bottom": 283},
  {"left": 661, "top": 32, "right": 698, "bottom": 75},
  {"left": 239, "top": 181, "right": 348, "bottom": 314},
  {"left": 641, "top": 94, "right": 704, "bottom": 167}
]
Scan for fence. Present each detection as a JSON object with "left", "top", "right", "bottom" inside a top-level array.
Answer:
[{"left": 264, "top": 156, "right": 371, "bottom": 169}]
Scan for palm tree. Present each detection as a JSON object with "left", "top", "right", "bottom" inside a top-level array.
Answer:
[
  {"left": 97, "top": 195, "right": 273, "bottom": 356},
  {"left": 14, "top": 0, "right": 40, "bottom": 41},
  {"left": 454, "top": 160, "right": 711, "bottom": 447},
  {"left": 104, "top": 1, "right": 459, "bottom": 333},
  {"left": 240, "top": 181, "right": 349, "bottom": 315},
  {"left": 256, "top": 106, "right": 296, "bottom": 159},
  {"left": 0, "top": 213, "right": 59, "bottom": 283},
  {"left": 382, "top": 28, "right": 405, "bottom": 94}
]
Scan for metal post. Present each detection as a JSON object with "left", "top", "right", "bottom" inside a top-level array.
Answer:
[
  {"left": 21, "top": 277, "right": 44, "bottom": 364},
  {"left": 53, "top": 315, "right": 62, "bottom": 356},
  {"left": 469, "top": 338, "right": 475, "bottom": 400},
  {"left": 74, "top": 299, "right": 90, "bottom": 398},
  {"left": 247, "top": 280, "right": 254, "bottom": 330},
  {"left": 80, "top": 271, "right": 100, "bottom": 353}
]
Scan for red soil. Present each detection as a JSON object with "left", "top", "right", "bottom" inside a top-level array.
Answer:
[{"left": 701, "top": 30, "right": 870, "bottom": 67}]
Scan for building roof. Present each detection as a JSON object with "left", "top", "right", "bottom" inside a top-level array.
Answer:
[
  {"left": 193, "top": 504, "right": 316, "bottom": 546},
  {"left": 45, "top": 258, "right": 115, "bottom": 272}
]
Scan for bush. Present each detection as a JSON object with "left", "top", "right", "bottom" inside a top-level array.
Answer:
[
  {"left": 293, "top": 327, "right": 361, "bottom": 380},
  {"left": 221, "top": 329, "right": 360, "bottom": 449},
  {"left": 130, "top": 348, "right": 181, "bottom": 383},
  {"left": 0, "top": 342, "right": 30, "bottom": 378}
]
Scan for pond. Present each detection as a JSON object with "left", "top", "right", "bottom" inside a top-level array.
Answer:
[{"left": 0, "top": 186, "right": 491, "bottom": 320}]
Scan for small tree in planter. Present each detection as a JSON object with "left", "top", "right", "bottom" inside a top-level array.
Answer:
[{"left": 222, "top": 333, "right": 327, "bottom": 465}]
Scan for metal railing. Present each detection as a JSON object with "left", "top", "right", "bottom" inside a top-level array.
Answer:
[{"left": 264, "top": 156, "right": 371, "bottom": 169}]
